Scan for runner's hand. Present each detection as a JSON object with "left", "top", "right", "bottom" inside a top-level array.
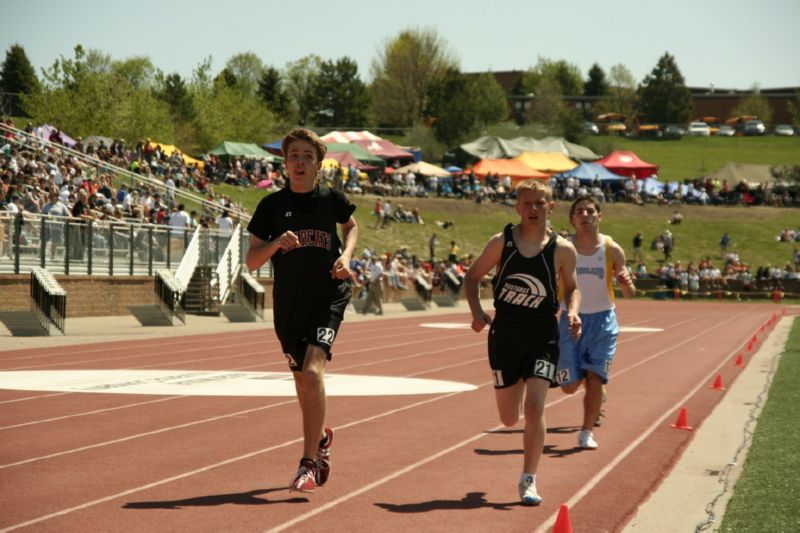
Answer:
[
  {"left": 471, "top": 313, "right": 492, "bottom": 333},
  {"left": 278, "top": 231, "right": 299, "bottom": 251},
  {"left": 568, "top": 314, "right": 582, "bottom": 340},
  {"left": 331, "top": 256, "right": 352, "bottom": 279}
]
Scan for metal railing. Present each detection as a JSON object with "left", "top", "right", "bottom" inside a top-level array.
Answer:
[
  {"left": 30, "top": 266, "right": 66, "bottom": 334},
  {"left": 0, "top": 212, "right": 239, "bottom": 276},
  {"left": 174, "top": 226, "right": 203, "bottom": 289},
  {"left": 155, "top": 269, "right": 185, "bottom": 324},
  {"left": 239, "top": 271, "right": 266, "bottom": 320},
  {"left": 215, "top": 225, "right": 242, "bottom": 305}
]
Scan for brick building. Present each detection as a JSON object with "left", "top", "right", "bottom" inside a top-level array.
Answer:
[{"left": 475, "top": 70, "right": 798, "bottom": 126}]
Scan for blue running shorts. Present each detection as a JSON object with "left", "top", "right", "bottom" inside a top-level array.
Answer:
[{"left": 556, "top": 308, "right": 618, "bottom": 385}]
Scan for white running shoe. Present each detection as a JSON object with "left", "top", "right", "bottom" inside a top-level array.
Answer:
[
  {"left": 518, "top": 474, "right": 542, "bottom": 506},
  {"left": 578, "top": 429, "right": 599, "bottom": 449}
]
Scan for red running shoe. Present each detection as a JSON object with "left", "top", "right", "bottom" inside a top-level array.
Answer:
[
  {"left": 316, "top": 427, "right": 334, "bottom": 486},
  {"left": 290, "top": 458, "right": 317, "bottom": 493}
]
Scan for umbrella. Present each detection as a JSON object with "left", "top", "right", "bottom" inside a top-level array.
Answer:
[
  {"left": 446, "top": 165, "right": 463, "bottom": 173},
  {"left": 256, "top": 179, "right": 274, "bottom": 189}
]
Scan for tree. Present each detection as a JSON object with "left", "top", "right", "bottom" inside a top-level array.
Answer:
[
  {"left": 284, "top": 54, "right": 322, "bottom": 125},
  {"left": 638, "top": 52, "right": 693, "bottom": 124},
  {"left": 424, "top": 70, "right": 507, "bottom": 146},
  {"left": 224, "top": 52, "right": 265, "bottom": 97},
  {"left": 0, "top": 44, "right": 40, "bottom": 116},
  {"left": 730, "top": 85, "right": 773, "bottom": 124},
  {"left": 602, "top": 64, "right": 638, "bottom": 126},
  {"left": 529, "top": 77, "right": 564, "bottom": 130},
  {"left": 787, "top": 90, "right": 800, "bottom": 126},
  {"left": 369, "top": 27, "right": 457, "bottom": 127},
  {"left": 188, "top": 58, "right": 278, "bottom": 150},
  {"left": 584, "top": 63, "right": 608, "bottom": 97},
  {"left": 471, "top": 73, "right": 509, "bottom": 128},
  {"left": 155, "top": 72, "right": 194, "bottom": 121},
  {"left": 112, "top": 56, "right": 158, "bottom": 89},
  {"left": 22, "top": 45, "right": 174, "bottom": 143},
  {"left": 314, "top": 57, "right": 369, "bottom": 128},
  {"left": 257, "top": 66, "right": 293, "bottom": 122},
  {"left": 520, "top": 58, "right": 583, "bottom": 96}
]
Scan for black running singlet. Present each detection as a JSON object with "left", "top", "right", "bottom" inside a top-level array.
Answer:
[
  {"left": 247, "top": 185, "right": 355, "bottom": 306},
  {"left": 492, "top": 223, "right": 559, "bottom": 320}
]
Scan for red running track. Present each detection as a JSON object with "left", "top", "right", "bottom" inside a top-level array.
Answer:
[{"left": 0, "top": 300, "right": 784, "bottom": 532}]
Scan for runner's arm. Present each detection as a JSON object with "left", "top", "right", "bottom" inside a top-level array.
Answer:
[{"left": 464, "top": 233, "right": 503, "bottom": 332}]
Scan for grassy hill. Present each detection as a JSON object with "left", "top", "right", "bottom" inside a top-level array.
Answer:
[
  {"left": 221, "top": 184, "right": 797, "bottom": 272},
  {"left": 212, "top": 134, "right": 799, "bottom": 271}
]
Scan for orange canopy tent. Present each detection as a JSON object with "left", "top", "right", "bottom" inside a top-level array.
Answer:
[{"left": 472, "top": 158, "right": 548, "bottom": 187}]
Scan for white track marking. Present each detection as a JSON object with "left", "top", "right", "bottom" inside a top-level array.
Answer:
[
  {"left": 0, "top": 389, "right": 479, "bottom": 532},
  {"left": 0, "top": 309, "right": 750, "bottom": 531}
]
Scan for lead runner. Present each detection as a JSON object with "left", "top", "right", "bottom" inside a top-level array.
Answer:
[
  {"left": 464, "top": 179, "right": 581, "bottom": 505},
  {"left": 246, "top": 127, "right": 359, "bottom": 493}
]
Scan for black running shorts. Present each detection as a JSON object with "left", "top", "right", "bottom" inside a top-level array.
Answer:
[
  {"left": 487, "top": 315, "right": 560, "bottom": 388},
  {"left": 274, "top": 282, "right": 351, "bottom": 371}
]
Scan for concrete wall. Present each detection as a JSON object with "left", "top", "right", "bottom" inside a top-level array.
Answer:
[{"left": 0, "top": 275, "right": 485, "bottom": 318}]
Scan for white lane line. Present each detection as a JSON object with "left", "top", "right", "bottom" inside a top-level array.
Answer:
[
  {"left": 0, "top": 400, "right": 295, "bottom": 470},
  {"left": 532, "top": 313, "right": 750, "bottom": 533},
  {"left": 1, "top": 309, "right": 750, "bottom": 530},
  {"left": 0, "top": 388, "right": 481, "bottom": 532},
  {"left": 265, "top": 312, "right": 748, "bottom": 532},
  {"left": 0, "top": 396, "right": 180, "bottom": 431}
]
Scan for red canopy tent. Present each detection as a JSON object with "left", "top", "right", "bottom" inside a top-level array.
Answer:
[
  {"left": 472, "top": 159, "right": 549, "bottom": 187},
  {"left": 594, "top": 150, "right": 658, "bottom": 179},
  {"left": 352, "top": 139, "right": 414, "bottom": 161},
  {"left": 322, "top": 151, "right": 378, "bottom": 170}
]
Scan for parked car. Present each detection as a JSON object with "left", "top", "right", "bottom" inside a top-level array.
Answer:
[
  {"left": 663, "top": 125, "right": 686, "bottom": 139},
  {"left": 744, "top": 119, "right": 766, "bottom": 136},
  {"left": 774, "top": 124, "right": 796, "bottom": 136},
  {"left": 584, "top": 121, "right": 600, "bottom": 135},
  {"left": 686, "top": 122, "right": 711, "bottom": 136},
  {"left": 717, "top": 124, "right": 736, "bottom": 137}
]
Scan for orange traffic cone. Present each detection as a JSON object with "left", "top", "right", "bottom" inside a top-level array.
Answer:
[
  {"left": 746, "top": 342, "right": 754, "bottom": 352},
  {"left": 735, "top": 354, "right": 745, "bottom": 367},
  {"left": 552, "top": 503, "right": 574, "bottom": 533},
  {"left": 710, "top": 374, "right": 725, "bottom": 390},
  {"left": 671, "top": 407, "right": 693, "bottom": 431}
]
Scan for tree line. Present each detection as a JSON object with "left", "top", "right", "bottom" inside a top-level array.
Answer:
[{"left": 2, "top": 28, "right": 794, "bottom": 159}]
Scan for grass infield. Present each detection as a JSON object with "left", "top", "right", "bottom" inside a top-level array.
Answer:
[{"left": 719, "top": 317, "right": 800, "bottom": 533}]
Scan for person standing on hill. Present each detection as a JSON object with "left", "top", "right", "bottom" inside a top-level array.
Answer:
[
  {"left": 632, "top": 231, "right": 643, "bottom": 262},
  {"left": 429, "top": 232, "right": 438, "bottom": 262},
  {"left": 464, "top": 179, "right": 581, "bottom": 506},
  {"left": 556, "top": 194, "right": 636, "bottom": 450},
  {"left": 361, "top": 254, "right": 384, "bottom": 315},
  {"left": 246, "top": 127, "right": 359, "bottom": 493}
]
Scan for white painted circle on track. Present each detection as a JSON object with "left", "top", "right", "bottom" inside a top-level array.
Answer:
[
  {"left": 619, "top": 326, "right": 663, "bottom": 333},
  {"left": 0, "top": 370, "right": 477, "bottom": 397},
  {"left": 419, "top": 322, "right": 471, "bottom": 329}
]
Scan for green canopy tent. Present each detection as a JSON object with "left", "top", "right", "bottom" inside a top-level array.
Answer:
[{"left": 208, "top": 141, "right": 283, "bottom": 162}]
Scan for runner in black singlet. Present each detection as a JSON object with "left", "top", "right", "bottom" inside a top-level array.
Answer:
[
  {"left": 246, "top": 128, "right": 358, "bottom": 494},
  {"left": 465, "top": 179, "right": 581, "bottom": 506}
]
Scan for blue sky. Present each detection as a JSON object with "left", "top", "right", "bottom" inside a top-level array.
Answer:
[{"left": 4, "top": 0, "right": 799, "bottom": 90}]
